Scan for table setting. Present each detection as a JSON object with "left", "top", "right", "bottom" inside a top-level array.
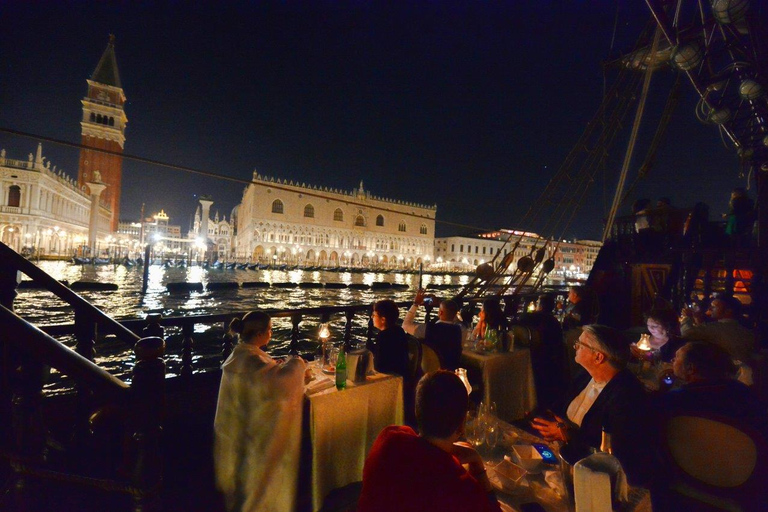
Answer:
[
  {"left": 302, "top": 347, "right": 403, "bottom": 511},
  {"left": 465, "top": 412, "right": 652, "bottom": 512},
  {"left": 461, "top": 335, "right": 537, "bottom": 422}
]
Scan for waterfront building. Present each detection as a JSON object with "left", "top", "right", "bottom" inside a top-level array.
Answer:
[
  {"left": 76, "top": 35, "right": 128, "bottom": 232},
  {"left": 235, "top": 174, "right": 435, "bottom": 267},
  {"left": 188, "top": 200, "right": 235, "bottom": 261},
  {"left": 434, "top": 230, "right": 602, "bottom": 279},
  {"left": 0, "top": 144, "right": 111, "bottom": 256}
]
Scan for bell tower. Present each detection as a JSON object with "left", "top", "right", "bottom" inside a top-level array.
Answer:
[{"left": 77, "top": 34, "right": 128, "bottom": 232}]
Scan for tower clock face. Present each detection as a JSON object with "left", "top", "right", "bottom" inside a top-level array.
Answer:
[{"left": 98, "top": 91, "right": 109, "bottom": 101}]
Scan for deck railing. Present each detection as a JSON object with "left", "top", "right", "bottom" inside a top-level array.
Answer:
[{"left": 0, "top": 242, "right": 163, "bottom": 511}]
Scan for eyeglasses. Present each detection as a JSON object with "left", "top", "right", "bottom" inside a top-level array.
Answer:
[{"left": 573, "top": 341, "right": 605, "bottom": 356}]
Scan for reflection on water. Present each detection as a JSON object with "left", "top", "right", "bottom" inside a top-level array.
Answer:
[
  {"left": 15, "top": 262, "right": 464, "bottom": 325},
  {"left": 14, "top": 262, "right": 470, "bottom": 393}
]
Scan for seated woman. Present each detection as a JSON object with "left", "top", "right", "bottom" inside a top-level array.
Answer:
[
  {"left": 472, "top": 297, "right": 509, "bottom": 339},
  {"left": 632, "top": 308, "right": 686, "bottom": 363},
  {"left": 214, "top": 311, "right": 306, "bottom": 512},
  {"left": 532, "top": 324, "right": 653, "bottom": 486}
]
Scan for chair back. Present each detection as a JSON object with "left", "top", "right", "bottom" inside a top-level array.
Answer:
[
  {"left": 406, "top": 335, "right": 422, "bottom": 381},
  {"left": 510, "top": 325, "right": 532, "bottom": 347},
  {"left": 420, "top": 344, "right": 441, "bottom": 374},
  {"left": 664, "top": 413, "right": 768, "bottom": 511},
  {"left": 667, "top": 416, "right": 756, "bottom": 487}
]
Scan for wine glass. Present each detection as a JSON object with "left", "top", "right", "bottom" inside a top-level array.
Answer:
[
  {"left": 486, "top": 419, "right": 499, "bottom": 449},
  {"left": 466, "top": 410, "right": 484, "bottom": 447}
]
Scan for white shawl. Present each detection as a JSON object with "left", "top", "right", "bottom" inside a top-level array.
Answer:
[{"left": 214, "top": 343, "right": 306, "bottom": 512}]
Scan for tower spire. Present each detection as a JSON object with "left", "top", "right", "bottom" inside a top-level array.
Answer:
[
  {"left": 77, "top": 35, "right": 128, "bottom": 232},
  {"left": 91, "top": 34, "right": 122, "bottom": 88}
]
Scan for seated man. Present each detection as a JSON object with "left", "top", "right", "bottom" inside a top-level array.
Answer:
[
  {"left": 660, "top": 341, "right": 767, "bottom": 434},
  {"left": 531, "top": 324, "right": 653, "bottom": 486},
  {"left": 681, "top": 295, "right": 754, "bottom": 362},
  {"left": 403, "top": 289, "right": 464, "bottom": 370},
  {"left": 358, "top": 370, "right": 501, "bottom": 512}
]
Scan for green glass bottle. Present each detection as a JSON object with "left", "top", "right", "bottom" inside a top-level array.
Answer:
[{"left": 335, "top": 347, "right": 347, "bottom": 390}]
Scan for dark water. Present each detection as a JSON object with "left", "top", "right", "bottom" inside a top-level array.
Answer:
[{"left": 15, "top": 262, "right": 473, "bottom": 393}]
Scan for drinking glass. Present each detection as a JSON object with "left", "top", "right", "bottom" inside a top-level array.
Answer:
[
  {"left": 486, "top": 419, "right": 499, "bottom": 449},
  {"left": 328, "top": 347, "right": 339, "bottom": 369},
  {"left": 466, "top": 411, "right": 484, "bottom": 447}
]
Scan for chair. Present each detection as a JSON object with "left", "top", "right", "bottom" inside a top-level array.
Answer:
[
  {"left": 406, "top": 335, "right": 422, "bottom": 382},
  {"left": 319, "top": 481, "right": 362, "bottom": 512},
  {"left": 663, "top": 414, "right": 768, "bottom": 511},
  {"left": 420, "top": 344, "right": 441, "bottom": 374},
  {"left": 509, "top": 325, "right": 532, "bottom": 348}
]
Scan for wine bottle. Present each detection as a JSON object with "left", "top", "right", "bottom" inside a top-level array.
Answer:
[{"left": 335, "top": 347, "right": 347, "bottom": 390}]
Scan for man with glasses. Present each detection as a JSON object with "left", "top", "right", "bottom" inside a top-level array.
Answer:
[{"left": 531, "top": 324, "right": 652, "bottom": 486}]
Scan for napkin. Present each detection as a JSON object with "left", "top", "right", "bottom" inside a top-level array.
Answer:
[
  {"left": 348, "top": 349, "right": 375, "bottom": 381},
  {"left": 305, "top": 376, "right": 335, "bottom": 395},
  {"left": 574, "top": 452, "right": 628, "bottom": 512}
]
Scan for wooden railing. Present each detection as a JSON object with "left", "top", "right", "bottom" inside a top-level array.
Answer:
[{"left": 0, "top": 242, "right": 163, "bottom": 511}]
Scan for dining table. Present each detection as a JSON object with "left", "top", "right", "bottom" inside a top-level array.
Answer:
[
  {"left": 461, "top": 345, "right": 538, "bottom": 422},
  {"left": 475, "top": 418, "right": 653, "bottom": 512},
  {"left": 302, "top": 364, "right": 404, "bottom": 512}
]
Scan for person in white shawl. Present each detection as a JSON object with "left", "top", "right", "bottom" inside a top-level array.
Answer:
[{"left": 214, "top": 311, "right": 307, "bottom": 512}]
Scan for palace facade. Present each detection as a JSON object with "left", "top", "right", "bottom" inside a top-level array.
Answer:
[
  {"left": 434, "top": 230, "right": 602, "bottom": 279},
  {"left": 235, "top": 174, "right": 436, "bottom": 267},
  {"left": 0, "top": 144, "right": 111, "bottom": 256}
]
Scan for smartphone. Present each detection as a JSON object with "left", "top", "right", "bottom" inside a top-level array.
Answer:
[
  {"left": 532, "top": 443, "right": 559, "bottom": 465},
  {"left": 662, "top": 374, "right": 675, "bottom": 385},
  {"left": 423, "top": 297, "right": 434, "bottom": 306}
]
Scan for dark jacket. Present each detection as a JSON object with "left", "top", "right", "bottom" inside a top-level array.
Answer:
[
  {"left": 371, "top": 325, "right": 410, "bottom": 377},
  {"left": 518, "top": 312, "right": 567, "bottom": 408},
  {"left": 657, "top": 379, "right": 768, "bottom": 436},
  {"left": 424, "top": 321, "right": 463, "bottom": 371},
  {"left": 558, "top": 369, "right": 653, "bottom": 486}
]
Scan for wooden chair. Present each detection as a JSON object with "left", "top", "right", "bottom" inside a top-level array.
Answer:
[
  {"left": 420, "top": 344, "right": 441, "bottom": 374},
  {"left": 663, "top": 413, "right": 768, "bottom": 512},
  {"left": 509, "top": 325, "right": 532, "bottom": 348},
  {"left": 406, "top": 335, "right": 422, "bottom": 381}
]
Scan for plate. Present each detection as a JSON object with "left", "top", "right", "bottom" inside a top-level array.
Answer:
[{"left": 321, "top": 366, "right": 336, "bottom": 375}]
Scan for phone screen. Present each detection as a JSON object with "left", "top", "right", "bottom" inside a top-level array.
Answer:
[{"left": 532, "top": 443, "right": 559, "bottom": 464}]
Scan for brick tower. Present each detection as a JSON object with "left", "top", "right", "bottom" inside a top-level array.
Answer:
[{"left": 77, "top": 35, "right": 127, "bottom": 232}]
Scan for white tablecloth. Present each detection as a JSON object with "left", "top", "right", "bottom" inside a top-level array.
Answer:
[
  {"left": 461, "top": 348, "right": 537, "bottom": 422},
  {"left": 305, "top": 371, "right": 403, "bottom": 511}
]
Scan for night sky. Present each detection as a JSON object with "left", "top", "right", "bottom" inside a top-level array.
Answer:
[{"left": 0, "top": 1, "right": 751, "bottom": 239}]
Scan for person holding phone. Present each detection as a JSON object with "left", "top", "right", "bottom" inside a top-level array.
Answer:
[
  {"left": 531, "top": 324, "right": 653, "bottom": 486},
  {"left": 403, "top": 289, "right": 464, "bottom": 370}
]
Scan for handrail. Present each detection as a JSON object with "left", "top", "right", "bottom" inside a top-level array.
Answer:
[
  {"left": 40, "top": 301, "right": 413, "bottom": 337},
  {"left": 0, "top": 242, "right": 140, "bottom": 346},
  {"left": 1, "top": 304, "right": 129, "bottom": 398}
]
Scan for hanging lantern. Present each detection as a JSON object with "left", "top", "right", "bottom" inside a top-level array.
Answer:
[
  {"left": 708, "top": 107, "right": 732, "bottom": 124},
  {"left": 542, "top": 258, "right": 555, "bottom": 274},
  {"left": 672, "top": 44, "right": 702, "bottom": 71},
  {"left": 711, "top": 0, "right": 750, "bottom": 24},
  {"left": 739, "top": 79, "right": 763, "bottom": 100}
]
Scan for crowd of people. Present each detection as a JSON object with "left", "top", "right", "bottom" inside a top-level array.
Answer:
[{"left": 213, "top": 281, "right": 765, "bottom": 511}]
